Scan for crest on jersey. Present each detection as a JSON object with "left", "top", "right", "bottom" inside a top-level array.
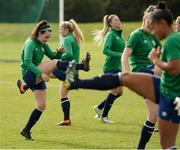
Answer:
[
  {"left": 41, "top": 47, "right": 45, "bottom": 53},
  {"left": 151, "top": 40, "right": 156, "bottom": 47},
  {"left": 161, "top": 48, "right": 164, "bottom": 53}
]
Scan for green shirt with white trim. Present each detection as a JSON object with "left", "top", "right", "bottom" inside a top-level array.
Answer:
[
  {"left": 103, "top": 28, "right": 125, "bottom": 73},
  {"left": 160, "top": 32, "right": 180, "bottom": 99},
  {"left": 126, "top": 28, "right": 161, "bottom": 72},
  {"left": 60, "top": 33, "right": 80, "bottom": 75},
  {"left": 60, "top": 33, "right": 80, "bottom": 64},
  {"left": 21, "top": 38, "right": 62, "bottom": 77}
]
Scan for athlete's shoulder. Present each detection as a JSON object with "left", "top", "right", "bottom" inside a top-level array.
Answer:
[
  {"left": 64, "top": 33, "right": 76, "bottom": 43},
  {"left": 65, "top": 33, "right": 74, "bottom": 40},
  {"left": 24, "top": 38, "right": 36, "bottom": 48},
  {"left": 165, "top": 32, "right": 180, "bottom": 46},
  {"left": 129, "top": 28, "right": 142, "bottom": 37},
  {"left": 105, "top": 30, "right": 114, "bottom": 39},
  {"left": 167, "top": 32, "right": 180, "bottom": 41}
]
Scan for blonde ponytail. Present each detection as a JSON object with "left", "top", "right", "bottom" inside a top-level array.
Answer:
[
  {"left": 69, "top": 19, "right": 84, "bottom": 45},
  {"left": 93, "top": 15, "right": 116, "bottom": 45},
  {"left": 93, "top": 15, "right": 110, "bottom": 45}
]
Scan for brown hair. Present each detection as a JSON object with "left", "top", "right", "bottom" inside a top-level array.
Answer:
[
  {"left": 93, "top": 14, "right": 116, "bottom": 45},
  {"left": 60, "top": 19, "right": 84, "bottom": 45},
  {"left": 151, "top": 1, "right": 173, "bottom": 26},
  {"left": 31, "top": 20, "right": 52, "bottom": 39},
  {"left": 142, "top": 5, "right": 156, "bottom": 27}
]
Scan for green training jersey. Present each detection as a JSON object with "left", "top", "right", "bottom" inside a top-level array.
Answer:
[
  {"left": 103, "top": 28, "right": 125, "bottom": 73},
  {"left": 60, "top": 33, "right": 80, "bottom": 75},
  {"left": 126, "top": 28, "right": 161, "bottom": 72},
  {"left": 21, "top": 38, "right": 62, "bottom": 77},
  {"left": 160, "top": 32, "right": 180, "bottom": 99},
  {"left": 60, "top": 33, "right": 80, "bottom": 64}
]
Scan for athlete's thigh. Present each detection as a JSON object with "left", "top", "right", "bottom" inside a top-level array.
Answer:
[
  {"left": 121, "top": 72, "right": 156, "bottom": 102},
  {"left": 33, "top": 90, "right": 46, "bottom": 108},
  {"left": 38, "top": 60, "right": 58, "bottom": 75}
]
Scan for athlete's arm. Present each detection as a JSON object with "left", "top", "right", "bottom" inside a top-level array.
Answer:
[
  {"left": 149, "top": 47, "right": 180, "bottom": 75},
  {"left": 121, "top": 47, "right": 132, "bottom": 72}
]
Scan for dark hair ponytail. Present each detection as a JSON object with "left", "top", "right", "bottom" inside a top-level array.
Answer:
[
  {"left": 31, "top": 20, "right": 52, "bottom": 39},
  {"left": 151, "top": 1, "right": 173, "bottom": 26},
  {"left": 156, "top": 1, "right": 167, "bottom": 9}
]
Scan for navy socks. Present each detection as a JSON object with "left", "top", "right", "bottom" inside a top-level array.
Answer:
[
  {"left": 101, "top": 93, "right": 119, "bottom": 117},
  {"left": 70, "top": 73, "right": 121, "bottom": 90},
  {"left": 137, "top": 120, "right": 155, "bottom": 149},
  {"left": 56, "top": 61, "right": 84, "bottom": 71},
  {"left": 98, "top": 100, "right": 106, "bottom": 110},
  {"left": 23, "top": 108, "right": 42, "bottom": 132},
  {"left": 61, "top": 98, "right": 70, "bottom": 120}
]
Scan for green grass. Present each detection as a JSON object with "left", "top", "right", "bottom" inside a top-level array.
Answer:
[{"left": 0, "top": 23, "right": 179, "bottom": 149}]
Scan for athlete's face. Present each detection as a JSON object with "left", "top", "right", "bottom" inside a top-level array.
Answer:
[
  {"left": 59, "top": 26, "right": 69, "bottom": 37},
  {"left": 38, "top": 31, "right": 51, "bottom": 44},
  {"left": 110, "top": 16, "right": 121, "bottom": 29},
  {"left": 175, "top": 20, "right": 180, "bottom": 32},
  {"left": 143, "top": 17, "right": 153, "bottom": 33},
  {"left": 151, "top": 20, "right": 167, "bottom": 40}
]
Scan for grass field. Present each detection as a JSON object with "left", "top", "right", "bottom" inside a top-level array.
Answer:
[{"left": 0, "top": 22, "right": 179, "bottom": 149}]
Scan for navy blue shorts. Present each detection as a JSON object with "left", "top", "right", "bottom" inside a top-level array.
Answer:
[
  {"left": 138, "top": 64, "right": 154, "bottom": 75},
  {"left": 23, "top": 70, "right": 46, "bottom": 91},
  {"left": 52, "top": 69, "right": 66, "bottom": 81},
  {"left": 158, "top": 94, "right": 180, "bottom": 123}
]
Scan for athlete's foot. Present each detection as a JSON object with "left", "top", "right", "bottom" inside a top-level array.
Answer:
[
  {"left": 101, "top": 117, "right": 114, "bottom": 124},
  {"left": 57, "top": 120, "right": 71, "bottom": 126},
  {"left": 20, "top": 129, "right": 33, "bottom": 140},
  {"left": 93, "top": 105, "right": 102, "bottom": 118},
  {"left": 17, "top": 79, "right": 26, "bottom": 94},
  {"left": 64, "top": 60, "right": 76, "bottom": 89},
  {"left": 82, "top": 52, "right": 91, "bottom": 72}
]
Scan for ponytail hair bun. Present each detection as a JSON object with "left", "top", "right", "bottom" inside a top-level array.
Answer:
[{"left": 156, "top": 1, "right": 167, "bottom": 10}]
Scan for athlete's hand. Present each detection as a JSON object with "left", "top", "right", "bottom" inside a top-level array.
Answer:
[
  {"left": 174, "top": 97, "right": 180, "bottom": 116},
  {"left": 41, "top": 73, "right": 49, "bottom": 82},
  {"left": 148, "top": 47, "right": 161, "bottom": 63},
  {"left": 56, "top": 47, "right": 65, "bottom": 53}
]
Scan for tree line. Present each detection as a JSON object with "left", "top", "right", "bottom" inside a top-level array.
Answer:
[{"left": 0, "top": 0, "right": 179, "bottom": 22}]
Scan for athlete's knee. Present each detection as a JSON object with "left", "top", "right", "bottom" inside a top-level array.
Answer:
[
  {"left": 160, "top": 136, "right": 168, "bottom": 149},
  {"left": 147, "top": 110, "right": 157, "bottom": 123},
  {"left": 37, "top": 103, "right": 46, "bottom": 111},
  {"left": 117, "top": 87, "right": 123, "bottom": 96},
  {"left": 160, "top": 133, "right": 176, "bottom": 149},
  {"left": 121, "top": 72, "right": 131, "bottom": 77},
  {"left": 121, "top": 72, "right": 131, "bottom": 83},
  {"left": 111, "top": 88, "right": 123, "bottom": 96}
]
